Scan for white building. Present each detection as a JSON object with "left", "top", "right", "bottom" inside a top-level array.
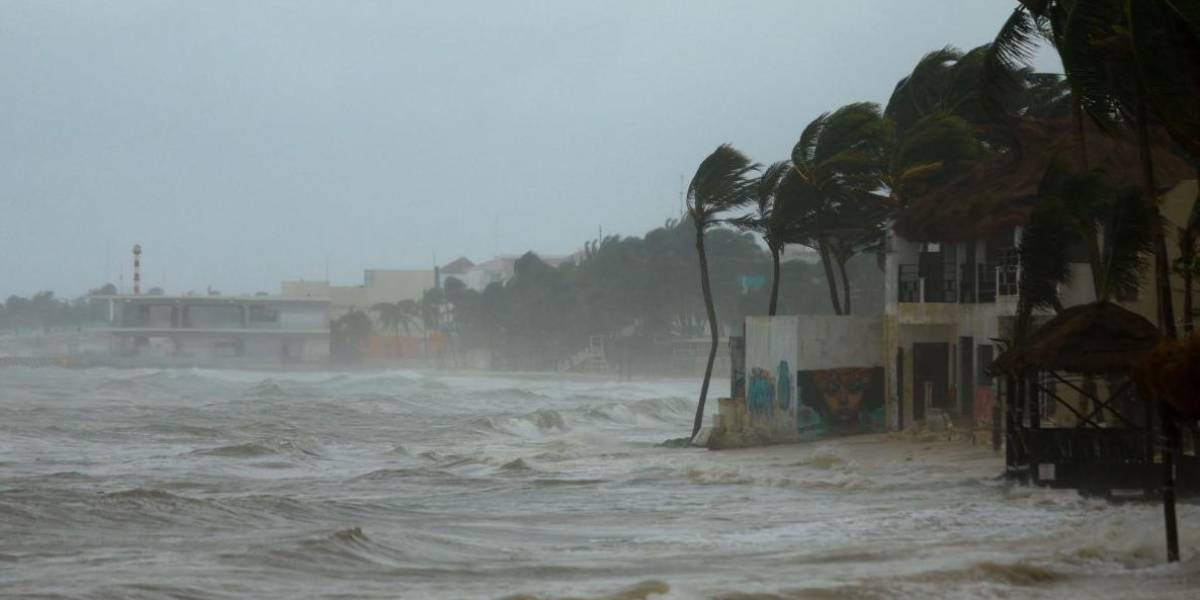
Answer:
[
  {"left": 882, "top": 178, "right": 1198, "bottom": 430},
  {"left": 104, "top": 294, "right": 331, "bottom": 365}
]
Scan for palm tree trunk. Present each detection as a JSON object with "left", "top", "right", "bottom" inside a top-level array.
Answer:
[
  {"left": 768, "top": 244, "right": 781, "bottom": 316},
  {"left": 1073, "top": 96, "right": 1089, "bottom": 171},
  {"left": 1184, "top": 175, "right": 1199, "bottom": 335},
  {"left": 837, "top": 253, "right": 852, "bottom": 315},
  {"left": 1183, "top": 246, "right": 1194, "bottom": 336},
  {"left": 817, "top": 238, "right": 843, "bottom": 315},
  {"left": 1182, "top": 227, "right": 1195, "bottom": 335},
  {"left": 1069, "top": 98, "right": 1107, "bottom": 298},
  {"left": 692, "top": 225, "right": 719, "bottom": 440},
  {"left": 1134, "top": 87, "right": 1178, "bottom": 339}
]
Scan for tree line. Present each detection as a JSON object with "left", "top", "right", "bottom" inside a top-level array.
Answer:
[
  {"left": 331, "top": 218, "right": 882, "bottom": 367},
  {"left": 1, "top": 284, "right": 119, "bottom": 334}
]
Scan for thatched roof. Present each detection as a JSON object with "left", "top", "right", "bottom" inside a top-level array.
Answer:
[
  {"left": 1137, "top": 332, "right": 1200, "bottom": 420},
  {"left": 992, "top": 302, "right": 1162, "bottom": 376},
  {"left": 894, "top": 118, "right": 1196, "bottom": 243}
]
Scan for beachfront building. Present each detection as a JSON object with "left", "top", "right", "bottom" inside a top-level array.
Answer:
[
  {"left": 105, "top": 294, "right": 331, "bottom": 365},
  {"left": 883, "top": 170, "right": 1197, "bottom": 431},
  {"left": 716, "top": 121, "right": 1197, "bottom": 447}
]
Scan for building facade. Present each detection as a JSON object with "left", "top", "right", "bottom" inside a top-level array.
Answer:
[
  {"left": 105, "top": 294, "right": 331, "bottom": 365},
  {"left": 882, "top": 179, "right": 1197, "bottom": 431}
]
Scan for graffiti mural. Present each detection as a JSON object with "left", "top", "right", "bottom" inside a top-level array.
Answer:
[
  {"left": 776, "top": 361, "right": 792, "bottom": 411},
  {"left": 747, "top": 367, "right": 776, "bottom": 416},
  {"left": 796, "top": 367, "right": 885, "bottom": 435}
]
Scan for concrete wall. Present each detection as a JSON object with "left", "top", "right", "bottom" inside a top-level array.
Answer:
[
  {"left": 742, "top": 316, "right": 801, "bottom": 441},
  {"left": 329, "top": 285, "right": 369, "bottom": 319},
  {"left": 709, "top": 315, "right": 884, "bottom": 448},
  {"left": 279, "top": 307, "right": 326, "bottom": 330},
  {"left": 281, "top": 280, "right": 330, "bottom": 298}
]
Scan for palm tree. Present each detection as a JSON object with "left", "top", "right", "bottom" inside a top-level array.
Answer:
[
  {"left": 989, "top": 0, "right": 1199, "bottom": 338},
  {"left": 371, "top": 300, "right": 420, "bottom": 356},
  {"left": 1014, "top": 166, "right": 1152, "bottom": 338},
  {"left": 786, "top": 103, "right": 889, "bottom": 315},
  {"left": 686, "top": 144, "right": 758, "bottom": 439},
  {"left": 331, "top": 310, "right": 374, "bottom": 362},
  {"left": 731, "top": 161, "right": 790, "bottom": 315},
  {"left": 1177, "top": 201, "right": 1200, "bottom": 335}
]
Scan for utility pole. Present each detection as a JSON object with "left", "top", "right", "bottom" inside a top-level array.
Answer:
[{"left": 680, "top": 174, "right": 686, "bottom": 218}]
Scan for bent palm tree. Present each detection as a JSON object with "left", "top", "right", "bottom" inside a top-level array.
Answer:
[
  {"left": 787, "top": 103, "right": 888, "bottom": 315},
  {"left": 1015, "top": 165, "right": 1153, "bottom": 339},
  {"left": 372, "top": 301, "right": 420, "bottom": 356},
  {"left": 989, "top": 0, "right": 1200, "bottom": 338},
  {"left": 331, "top": 310, "right": 374, "bottom": 362},
  {"left": 731, "top": 161, "right": 790, "bottom": 315},
  {"left": 687, "top": 144, "right": 758, "bottom": 439}
]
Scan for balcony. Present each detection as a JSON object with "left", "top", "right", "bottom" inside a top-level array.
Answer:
[
  {"left": 899, "top": 249, "right": 1020, "bottom": 306},
  {"left": 897, "top": 263, "right": 958, "bottom": 303}
]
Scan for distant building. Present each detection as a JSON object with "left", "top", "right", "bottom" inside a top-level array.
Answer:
[
  {"left": 439, "top": 254, "right": 569, "bottom": 292},
  {"left": 281, "top": 268, "right": 435, "bottom": 319},
  {"left": 364, "top": 269, "right": 435, "bottom": 305},
  {"left": 103, "top": 294, "right": 330, "bottom": 365}
]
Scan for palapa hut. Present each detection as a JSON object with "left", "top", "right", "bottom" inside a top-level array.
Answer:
[{"left": 991, "top": 302, "right": 1199, "bottom": 496}]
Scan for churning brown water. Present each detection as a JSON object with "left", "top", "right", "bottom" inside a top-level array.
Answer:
[{"left": 1, "top": 367, "right": 1197, "bottom": 599}]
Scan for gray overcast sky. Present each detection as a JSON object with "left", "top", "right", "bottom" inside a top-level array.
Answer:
[{"left": 1, "top": 1, "right": 1057, "bottom": 297}]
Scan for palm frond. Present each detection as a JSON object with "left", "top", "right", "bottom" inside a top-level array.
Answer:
[
  {"left": 687, "top": 144, "right": 759, "bottom": 227},
  {"left": 756, "top": 161, "right": 790, "bottom": 215},
  {"left": 1099, "top": 186, "right": 1154, "bottom": 300},
  {"left": 1019, "top": 197, "right": 1076, "bottom": 313},
  {"left": 793, "top": 114, "right": 828, "bottom": 166},
  {"left": 983, "top": 6, "right": 1043, "bottom": 115}
]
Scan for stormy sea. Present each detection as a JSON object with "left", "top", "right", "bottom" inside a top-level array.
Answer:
[{"left": 1, "top": 367, "right": 1197, "bottom": 599}]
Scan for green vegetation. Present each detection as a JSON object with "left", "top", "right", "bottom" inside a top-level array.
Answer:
[
  {"left": 433, "top": 219, "right": 881, "bottom": 373},
  {"left": 1, "top": 286, "right": 114, "bottom": 334}
]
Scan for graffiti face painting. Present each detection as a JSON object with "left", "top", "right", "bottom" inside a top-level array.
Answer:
[
  {"left": 798, "top": 367, "right": 884, "bottom": 434},
  {"left": 811, "top": 368, "right": 873, "bottom": 424}
]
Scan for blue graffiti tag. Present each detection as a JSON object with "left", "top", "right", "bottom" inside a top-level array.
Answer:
[
  {"left": 747, "top": 368, "right": 775, "bottom": 415},
  {"left": 776, "top": 361, "right": 791, "bottom": 411}
]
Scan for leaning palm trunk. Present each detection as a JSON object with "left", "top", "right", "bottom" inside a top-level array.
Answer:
[
  {"left": 692, "top": 228, "right": 719, "bottom": 440},
  {"left": 767, "top": 244, "right": 781, "bottom": 316},
  {"left": 1134, "top": 89, "right": 1178, "bottom": 339},
  {"left": 1182, "top": 235, "right": 1194, "bottom": 335},
  {"left": 1184, "top": 176, "right": 1199, "bottom": 335},
  {"left": 817, "top": 239, "right": 843, "bottom": 315},
  {"left": 837, "top": 253, "right": 852, "bottom": 315},
  {"left": 1181, "top": 223, "right": 1195, "bottom": 335},
  {"left": 1072, "top": 98, "right": 1106, "bottom": 297}
]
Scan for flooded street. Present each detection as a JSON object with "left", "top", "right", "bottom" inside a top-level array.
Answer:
[{"left": 1, "top": 367, "right": 1197, "bottom": 599}]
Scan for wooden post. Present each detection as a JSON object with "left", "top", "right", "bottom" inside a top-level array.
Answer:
[
  {"left": 1160, "top": 401, "right": 1180, "bottom": 563},
  {"left": 1029, "top": 374, "right": 1041, "bottom": 430},
  {"left": 1006, "top": 374, "right": 1021, "bottom": 475},
  {"left": 993, "top": 376, "right": 1002, "bottom": 453}
]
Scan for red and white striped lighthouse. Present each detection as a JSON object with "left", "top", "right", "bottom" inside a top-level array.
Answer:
[{"left": 132, "top": 244, "right": 142, "bottom": 295}]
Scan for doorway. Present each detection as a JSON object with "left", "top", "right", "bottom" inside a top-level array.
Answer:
[{"left": 912, "top": 342, "right": 950, "bottom": 420}]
